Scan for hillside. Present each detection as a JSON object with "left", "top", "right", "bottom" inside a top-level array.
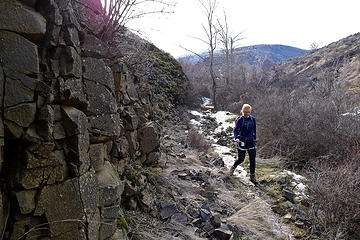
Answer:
[
  {"left": 180, "top": 44, "right": 308, "bottom": 68},
  {"left": 277, "top": 32, "right": 360, "bottom": 95}
]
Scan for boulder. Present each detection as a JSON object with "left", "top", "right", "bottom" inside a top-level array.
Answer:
[
  {"left": 52, "top": 122, "right": 66, "bottom": 140},
  {"left": 214, "top": 227, "right": 233, "bottom": 240},
  {"left": 84, "top": 80, "right": 117, "bottom": 115},
  {"left": 89, "top": 144, "right": 105, "bottom": 171},
  {"left": 0, "top": 31, "right": 39, "bottom": 76},
  {"left": 59, "top": 46, "right": 82, "bottom": 78},
  {"left": 89, "top": 114, "right": 123, "bottom": 139},
  {"left": 67, "top": 132, "right": 91, "bottom": 176},
  {"left": 96, "top": 161, "right": 124, "bottom": 206},
  {"left": 38, "top": 174, "right": 95, "bottom": 239},
  {"left": 170, "top": 213, "right": 188, "bottom": 224},
  {"left": 144, "top": 151, "right": 160, "bottom": 165},
  {"left": 123, "top": 108, "right": 140, "bottom": 131},
  {"left": 57, "top": 78, "right": 88, "bottom": 108},
  {"left": 111, "top": 136, "right": 130, "bottom": 159},
  {"left": 4, "top": 103, "right": 36, "bottom": 127},
  {"left": 0, "top": 0, "right": 47, "bottom": 42},
  {"left": 4, "top": 76, "right": 36, "bottom": 107},
  {"left": 3, "top": 120, "right": 23, "bottom": 139},
  {"left": 283, "top": 189, "right": 296, "bottom": 203},
  {"left": 211, "top": 213, "right": 222, "bottom": 229},
  {"left": 63, "top": 26, "right": 80, "bottom": 47},
  {"left": 61, "top": 106, "right": 88, "bottom": 136},
  {"left": 159, "top": 203, "right": 178, "bottom": 220},
  {"left": 83, "top": 58, "right": 115, "bottom": 90},
  {"left": 138, "top": 122, "right": 160, "bottom": 154},
  {"left": 82, "top": 34, "right": 109, "bottom": 58},
  {"left": 14, "top": 190, "right": 36, "bottom": 214}
]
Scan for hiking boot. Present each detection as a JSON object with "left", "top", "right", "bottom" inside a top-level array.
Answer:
[
  {"left": 250, "top": 174, "right": 259, "bottom": 185},
  {"left": 229, "top": 166, "right": 235, "bottom": 176}
]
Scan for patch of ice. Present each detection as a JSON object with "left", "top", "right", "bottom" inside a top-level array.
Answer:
[
  {"left": 282, "top": 170, "right": 306, "bottom": 181},
  {"left": 189, "top": 110, "right": 205, "bottom": 117},
  {"left": 190, "top": 119, "right": 202, "bottom": 126},
  {"left": 295, "top": 182, "right": 306, "bottom": 192},
  {"left": 208, "top": 111, "right": 237, "bottom": 134}
]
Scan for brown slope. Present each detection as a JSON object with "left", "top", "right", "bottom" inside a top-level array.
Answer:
[{"left": 279, "top": 32, "right": 360, "bottom": 94}]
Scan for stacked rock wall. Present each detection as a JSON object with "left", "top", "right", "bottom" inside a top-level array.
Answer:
[{"left": 0, "top": 0, "right": 165, "bottom": 239}]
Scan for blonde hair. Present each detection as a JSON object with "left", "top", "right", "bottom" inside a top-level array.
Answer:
[{"left": 241, "top": 104, "right": 252, "bottom": 115}]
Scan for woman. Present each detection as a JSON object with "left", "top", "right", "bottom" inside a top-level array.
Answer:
[{"left": 230, "top": 104, "right": 258, "bottom": 184}]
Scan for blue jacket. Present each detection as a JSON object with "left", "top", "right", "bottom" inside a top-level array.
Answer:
[{"left": 234, "top": 116, "right": 256, "bottom": 142}]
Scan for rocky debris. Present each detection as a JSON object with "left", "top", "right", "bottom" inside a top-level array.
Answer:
[
  {"left": 159, "top": 203, "right": 178, "bottom": 220},
  {"left": 0, "top": 0, "right": 186, "bottom": 238}
]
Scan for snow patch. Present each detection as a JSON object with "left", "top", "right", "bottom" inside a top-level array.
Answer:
[{"left": 208, "top": 111, "right": 237, "bottom": 134}]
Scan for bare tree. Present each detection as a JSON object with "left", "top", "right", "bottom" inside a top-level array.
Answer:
[
  {"left": 100, "top": 0, "right": 175, "bottom": 39},
  {"left": 310, "top": 42, "right": 319, "bottom": 52},
  {"left": 217, "top": 11, "right": 243, "bottom": 85},
  {"left": 197, "top": 0, "right": 219, "bottom": 109}
]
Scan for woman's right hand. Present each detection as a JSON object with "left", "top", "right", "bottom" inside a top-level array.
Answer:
[{"left": 235, "top": 139, "right": 240, "bottom": 143}]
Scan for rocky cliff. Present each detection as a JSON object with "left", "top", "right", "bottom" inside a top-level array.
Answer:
[{"left": 0, "top": 0, "right": 186, "bottom": 239}]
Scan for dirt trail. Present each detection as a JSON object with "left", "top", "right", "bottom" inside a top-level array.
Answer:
[
  {"left": 157, "top": 107, "right": 294, "bottom": 239},
  {"left": 124, "top": 107, "right": 297, "bottom": 240}
]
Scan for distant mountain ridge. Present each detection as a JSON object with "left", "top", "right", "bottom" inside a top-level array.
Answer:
[{"left": 179, "top": 44, "right": 309, "bottom": 67}]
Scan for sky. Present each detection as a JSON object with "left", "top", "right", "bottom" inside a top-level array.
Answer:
[{"left": 125, "top": 0, "right": 360, "bottom": 58}]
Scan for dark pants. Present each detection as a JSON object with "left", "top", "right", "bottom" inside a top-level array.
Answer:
[{"left": 233, "top": 147, "right": 256, "bottom": 175}]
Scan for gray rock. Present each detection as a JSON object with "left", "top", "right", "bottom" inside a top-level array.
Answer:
[
  {"left": 191, "top": 218, "right": 203, "bottom": 228},
  {"left": 67, "top": 132, "right": 91, "bottom": 175},
  {"left": 14, "top": 190, "right": 36, "bottom": 214},
  {"left": 25, "top": 143, "right": 56, "bottom": 169},
  {"left": 96, "top": 161, "right": 124, "bottom": 206},
  {"left": 89, "top": 114, "right": 123, "bottom": 139},
  {"left": 39, "top": 177, "right": 88, "bottom": 239},
  {"left": 138, "top": 122, "right": 160, "bottom": 154},
  {"left": 109, "top": 229, "right": 128, "bottom": 240},
  {"left": 84, "top": 80, "right": 117, "bottom": 115},
  {"left": 52, "top": 122, "right": 66, "bottom": 140},
  {"left": 101, "top": 205, "right": 120, "bottom": 220},
  {"left": 63, "top": 26, "right": 80, "bottom": 47},
  {"left": 89, "top": 144, "right": 105, "bottom": 171},
  {"left": 171, "top": 213, "right": 188, "bottom": 224},
  {"left": 159, "top": 203, "right": 178, "bottom": 220},
  {"left": 283, "top": 189, "right": 295, "bottom": 203},
  {"left": 214, "top": 227, "right": 233, "bottom": 240},
  {"left": 59, "top": 46, "right": 82, "bottom": 78},
  {"left": 112, "top": 136, "right": 130, "bottom": 159},
  {"left": 57, "top": 78, "right": 88, "bottom": 108},
  {"left": 3, "top": 120, "right": 23, "bottom": 139},
  {"left": 211, "top": 213, "right": 221, "bottom": 229},
  {"left": 145, "top": 151, "right": 160, "bottom": 165},
  {"left": 83, "top": 58, "right": 115, "bottom": 90},
  {"left": 4, "top": 103, "right": 36, "bottom": 127},
  {"left": 123, "top": 108, "right": 140, "bottom": 131},
  {"left": 0, "top": 0, "right": 47, "bottom": 42},
  {"left": 100, "top": 220, "right": 117, "bottom": 240},
  {"left": 61, "top": 106, "right": 88, "bottom": 136},
  {"left": 82, "top": 34, "right": 109, "bottom": 58},
  {"left": 4, "top": 76, "right": 36, "bottom": 107},
  {"left": 0, "top": 31, "right": 39, "bottom": 76}
]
